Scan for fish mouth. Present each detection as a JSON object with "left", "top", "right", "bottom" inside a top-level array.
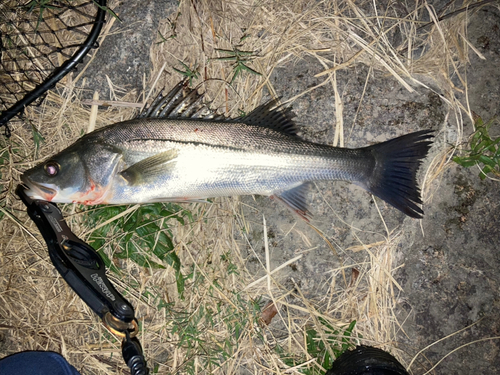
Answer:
[{"left": 20, "top": 174, "right": 57, "bottom": 201}]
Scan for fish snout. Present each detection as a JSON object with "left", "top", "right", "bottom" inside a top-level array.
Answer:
[{"left": 20, "top": 174, "right": 57, "bottom": 201}]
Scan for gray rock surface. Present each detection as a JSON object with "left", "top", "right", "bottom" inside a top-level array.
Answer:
[
  {"left": 396, "top": 7, "right": 500, "bottom": 374},
  {"left": 79, "top": 0, "right": 178, "bottom": 99}
]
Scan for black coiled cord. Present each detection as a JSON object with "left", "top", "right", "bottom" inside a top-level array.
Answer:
[{"left": 122, "top": 331, "right": 149, "bottom": 375}]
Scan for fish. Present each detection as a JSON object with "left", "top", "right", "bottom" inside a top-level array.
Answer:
[{"left": 21, "top": 81, "right": 433, "bottom": 219}]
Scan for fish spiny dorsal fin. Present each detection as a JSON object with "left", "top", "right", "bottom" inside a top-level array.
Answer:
[
  {"left": 138, "top": 80, "right": 226, "bottom": 120},
  {"left": 139, "top": 81, "right": 296, "bottom": 134},
  {"left": 138, "top": 81, "right": 185, "bottom": 118},
  {"left": 239, "top": 99, "right": 297, "bottom": 136}
]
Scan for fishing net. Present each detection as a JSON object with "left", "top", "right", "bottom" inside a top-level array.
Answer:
[{"left": 0, "top": 0, "right": 106, "bottom": 136}]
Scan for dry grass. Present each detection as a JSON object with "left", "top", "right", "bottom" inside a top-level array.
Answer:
[{"left": 0, "top": 0, "right": 488, "bottom": 374}]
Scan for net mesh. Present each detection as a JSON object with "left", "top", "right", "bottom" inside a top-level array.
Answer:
[{"left": 0, "top": 0, "right": 101, "bottom": 118}]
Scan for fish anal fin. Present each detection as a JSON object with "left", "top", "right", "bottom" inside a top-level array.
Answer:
[
  {"left": 271, "top": 183, "right": 311, "bottom": 221},
  {"left": 120, "top": 150, "right": 178, "bottom": 186}
]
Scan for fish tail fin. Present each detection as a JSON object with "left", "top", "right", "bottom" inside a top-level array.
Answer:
[{"left": 362, "top": 130, "right": 434, "bottom": 218}]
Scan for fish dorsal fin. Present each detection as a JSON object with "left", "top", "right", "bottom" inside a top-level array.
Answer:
[
  {"left": 272, "top": 183, "right": 311, "bottom": 221},
  {"left": 138, "top": 80, "right": 225, "bottom": 120},
  {"left": 239, "top": 99, "right": 297, "bottom": 136},
  {"left": 139, "top": 80, "right": 297, "bottom": 135},
  {"left": 120, "top": 150, "right": 178, "bottom": 186}
]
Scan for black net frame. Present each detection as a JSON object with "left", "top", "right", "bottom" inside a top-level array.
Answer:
[{"left": 0, "top": 0, "right": 107, "bottom": 136}]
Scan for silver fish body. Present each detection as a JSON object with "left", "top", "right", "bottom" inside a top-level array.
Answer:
[
  {"left": 102, "top": 119, "right": 373, "bottom": 200},
  {"left": 21, "top": 82, "right": 433, "bottom": 218}
]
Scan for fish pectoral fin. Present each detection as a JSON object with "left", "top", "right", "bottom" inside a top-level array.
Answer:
[
  {"left": 272, "top": 183, "right": 312, "bottom": 221},
  {"left": 120, "top": 150, "right": 178, "bottom": 186}
]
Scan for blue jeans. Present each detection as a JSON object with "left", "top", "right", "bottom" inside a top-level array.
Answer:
[{"left": 0, "top": 351, "right": 81, "bottom": 375}]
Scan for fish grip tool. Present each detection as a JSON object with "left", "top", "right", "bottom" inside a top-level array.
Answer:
[{"left": 16, "top": 185, "right": 149, "bottom": 375}]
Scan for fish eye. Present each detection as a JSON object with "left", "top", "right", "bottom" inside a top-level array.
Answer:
[{"left": 44, "top": 161, "right": 60, "bottom": 177}]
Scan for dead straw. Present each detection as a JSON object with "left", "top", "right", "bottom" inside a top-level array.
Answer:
[{"left": 0, "top": 0, "right": 486, "bottom": 373}]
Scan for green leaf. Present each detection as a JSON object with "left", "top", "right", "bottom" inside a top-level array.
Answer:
[
  {"left": 31, "top": 124, "right": 45, "bottom": 158},
  {"left": 86, "top": 201, "right": 192, "bottom": 298},
  {"left": 480, "top": 165, "right": 492, "bottom": 180},
  {"left": 478, "top": 155, "right": 495, "bottom": 167},
  {"left": 92, "top": 0, "right": 122, "bottom": 22},
  {"left": 454, "top": 116, "right": 499, "bottom": 180},
  {"left": 126, "top": 242, "right": 165, "bottom": 269},
  {"left": 473, "top": 139, "right": 491, "bottom": 153},
  {"left": 341, "top": 320, "right": 356, "bottom": 352},
  {"left": 173, "top": 61, "right": 199, "bottom": 86},
  {"left": 452, "top": 156, "right": 476, "bottom": 168}
]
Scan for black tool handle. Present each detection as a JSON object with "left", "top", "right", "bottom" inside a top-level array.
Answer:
[
  {"left": 16, "top": 185, "right": 150, "bottom": 373},
  {"left": 16, "top": 185, "right": 135, "bottom": 322}
]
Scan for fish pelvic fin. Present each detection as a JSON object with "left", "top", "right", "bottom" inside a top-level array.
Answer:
[
  {"left": 272, "top": 183, "right": 312, "bottom": 221},
  {"left": 120, "top": 150, "right": 178, "bottom": 185},
  {"left": 362, "top": 130, "right": 434, "bottom": 219}
]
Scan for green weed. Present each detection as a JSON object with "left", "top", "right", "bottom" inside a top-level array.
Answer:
[
  {"left": 24, "top": 0, "right": 120, "bottom": 32},
  {"left": 213, "top": 35, "right": 262, "bottom": 83},
  {"left": 275, "top": 319, "right": 356, "bottom": 374},
  {"left": 30, "top": 123, "right": 44, "bottom": 158},
  {"left": 220, "top": 252, "right": 239, "bottom": 276},
  {"left": 91, "top": 0, "right": 121, "bottom": 22},
  {"left": 453, "top": 116, "right": 500, "bottom": 180},
  {"left": 134, "top": 255, "right": 263, "bottom": 374},
  {"left": 24, "top": 0, "right": 57, "bottom": 31},
  {"left": 86, "top": 203, "right": 192, "bottom": 296},
  {"left": 157, "top": 30, "right": 174, "bottom": 43},
  {"left": 167, "top": 292, "right": 262, "bottom": 374},
  {"left": 0, "top": 148, "right": 8, "bottom": 181},
  {"left": 157, "top": 12, "right": 181, "bottom": 43},
  {"left": 173, "top": 61, "right": 199, "bottom": 86}
]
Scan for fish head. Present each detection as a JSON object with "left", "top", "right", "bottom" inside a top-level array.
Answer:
[{"left": 21, "top": 141, "right": 122, "bottom": 204}]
